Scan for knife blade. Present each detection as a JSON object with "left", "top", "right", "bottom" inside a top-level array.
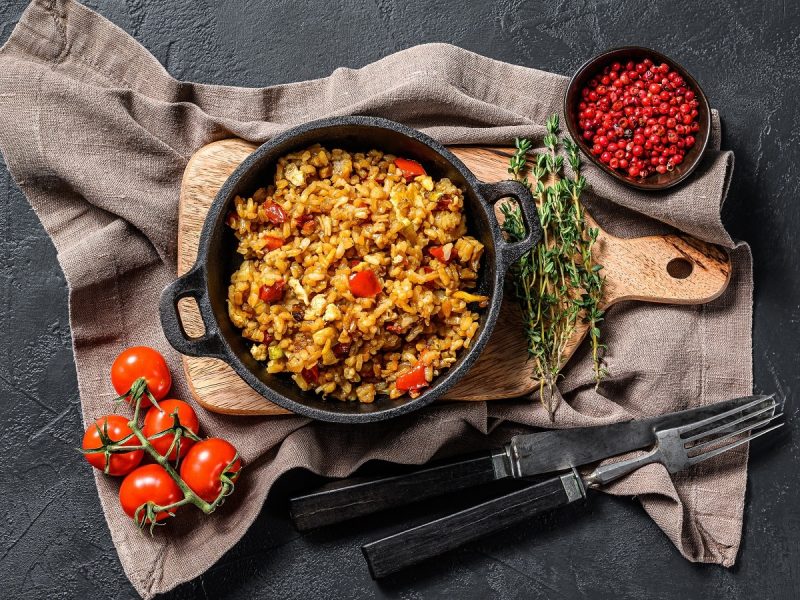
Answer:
[
  {"left": 501, "top": 394, "right": 769, "bottom": 478},
  {"left": 289, "top": 394, "right": 766, "bottom": 530}
]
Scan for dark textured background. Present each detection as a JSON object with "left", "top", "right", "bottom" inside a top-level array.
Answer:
[{"left": 1, "top": 1, "right": 798, "bottom": 598}]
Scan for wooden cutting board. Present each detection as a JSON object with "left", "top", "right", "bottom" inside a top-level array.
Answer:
[{"left": 177, "top": 139, "right": 731, "bottom": 415}]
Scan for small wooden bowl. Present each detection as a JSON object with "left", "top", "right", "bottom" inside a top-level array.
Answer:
[{"left": 564, "top": 46, "right": 711, "bottom": 191}]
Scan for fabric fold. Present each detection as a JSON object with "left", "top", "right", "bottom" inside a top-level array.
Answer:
[{"left": 0, "top": 1, "right": 752, "bottom": 597}]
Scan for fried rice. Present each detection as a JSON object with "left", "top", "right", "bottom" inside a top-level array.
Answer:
[{"left": 226, "top": 144, "right": 488, "bottom": 403}]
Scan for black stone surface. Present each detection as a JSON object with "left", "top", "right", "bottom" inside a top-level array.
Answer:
[{"left": 0, "top": 1, "right": 797, "bottom": 598}]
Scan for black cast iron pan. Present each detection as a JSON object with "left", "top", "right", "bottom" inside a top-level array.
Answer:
[{"left": 160, "top": 116, "right": 542, "bottom": 423}]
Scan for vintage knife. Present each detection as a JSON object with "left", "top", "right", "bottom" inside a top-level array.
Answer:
[{"left": 289, "top": 394, "right": 767, "bottom": 531}]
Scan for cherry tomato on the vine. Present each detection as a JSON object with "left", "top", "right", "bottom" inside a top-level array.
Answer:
[
  {"left": 82, "top": 415, "right": 144, "bottom": 476},
  {"left": 119, "top": 464, "right": 183, "bottom": 523},
  {"left": 179, "top": 438, "right": 242, "bottom": 503},
  {"left": 142, "top": 399, "right": 200, "bottom": 460},
  {"left": 111, "top": 346, "right": 172, "bottom": 408}
]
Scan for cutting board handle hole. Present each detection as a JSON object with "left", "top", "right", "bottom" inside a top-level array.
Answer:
[{"left": 666, "top": 257, "right": 693, "bottom": 279}]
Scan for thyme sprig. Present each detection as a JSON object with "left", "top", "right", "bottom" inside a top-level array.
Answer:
[{"left": 503, "top": 115, "right": 606, "bottom": 419}]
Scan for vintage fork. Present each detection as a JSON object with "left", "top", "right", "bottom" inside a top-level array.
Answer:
[
  {"left": 583, "top": 394, "right": 781, "bottom": 487},
  {"left": 362, "top": 395, "right": 784, "bottom": 578}
]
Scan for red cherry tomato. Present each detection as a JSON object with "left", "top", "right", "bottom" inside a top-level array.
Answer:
[
  {"left": 394, "top": 157, "right": 427, "bottom": 181},
  {"left": 259, "top": 279, "right": 286, "bottom": 302},
  {"left": 142, "top": 399, "right": 200, "bottom": 460},
  {"left": 111, "top": 346, "right": 171, "bottom": 408},
  {"left": 179, "top": 438, "right": 242, "bottom": 503},
  {"left": 263, "top": 236, "right": 284, "bottom": 250},
  {"left": 348, "top": 270, "right": 381, "bottom": 298},
  {"left": 119, "top": 464, "right": 183, "bottom": 523},
  {"left": 82, "top": 415, "right": 143, "bottom": 476},
  {"left": 264, "top": 201, "right": 288, "bottom": 224},
  {"left": 396, "top": 363, "right": 429, "bottom": 392}
]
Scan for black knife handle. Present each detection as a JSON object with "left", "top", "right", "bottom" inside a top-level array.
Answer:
[
  {"left": 361, "top": 471, "right": 586, "bottom": 578},
  {"left": 289, "top": 450, "right": 507, "bottom": 531}
]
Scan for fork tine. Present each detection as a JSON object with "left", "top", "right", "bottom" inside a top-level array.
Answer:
[
  {"left": 687, "top": 422, "right": 784, "bottom": 466},
  {"left": 676, "top": 394, "right": 775, "bottom": 437},
  {"left": 688, "top": 412, "right": 783, "bottom": 455},
  {"left": 683, "top": 403, "right": 777, "bottom": 443}
]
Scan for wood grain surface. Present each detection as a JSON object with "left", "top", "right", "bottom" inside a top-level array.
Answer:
[{"left": 176, "top": 139, "right": 731, "bottom": 416}]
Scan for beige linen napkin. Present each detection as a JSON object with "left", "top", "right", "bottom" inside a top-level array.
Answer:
[{"left": 0, "top": 1, "right": 750, "bottom": 597}]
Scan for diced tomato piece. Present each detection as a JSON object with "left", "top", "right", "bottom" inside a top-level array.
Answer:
[
  {"left": 301, "top": 364, "right": 319, "bottom": 384},
  {"left": 435, "top": 194, "right": 453, "bottom": 211},
  {"left": 395, "top": 157, "right": 427, "bottom": 181},
  {"left": 263, "top": 236, "right": 283, "bottom": 250},
  {"left": 296, "top": 213, "right": 315, "bottom": 234},
  {"left": 264, "top": 201, "right": 288, "bottom": 225},
  {"left": 428, "top": 245, "right": 452, "bottom": 263},
  {"left": 259, "top": 280, "right": 286, "bottom": 303},
  {"left": 429, "top": 246, "right": 445, "bottom": 261},
  {"left": 396, "top": 363, "right": 429, "bottom": 392},
  {"left": 348, "top": 270, "right": 381, "bottom": 298}
]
